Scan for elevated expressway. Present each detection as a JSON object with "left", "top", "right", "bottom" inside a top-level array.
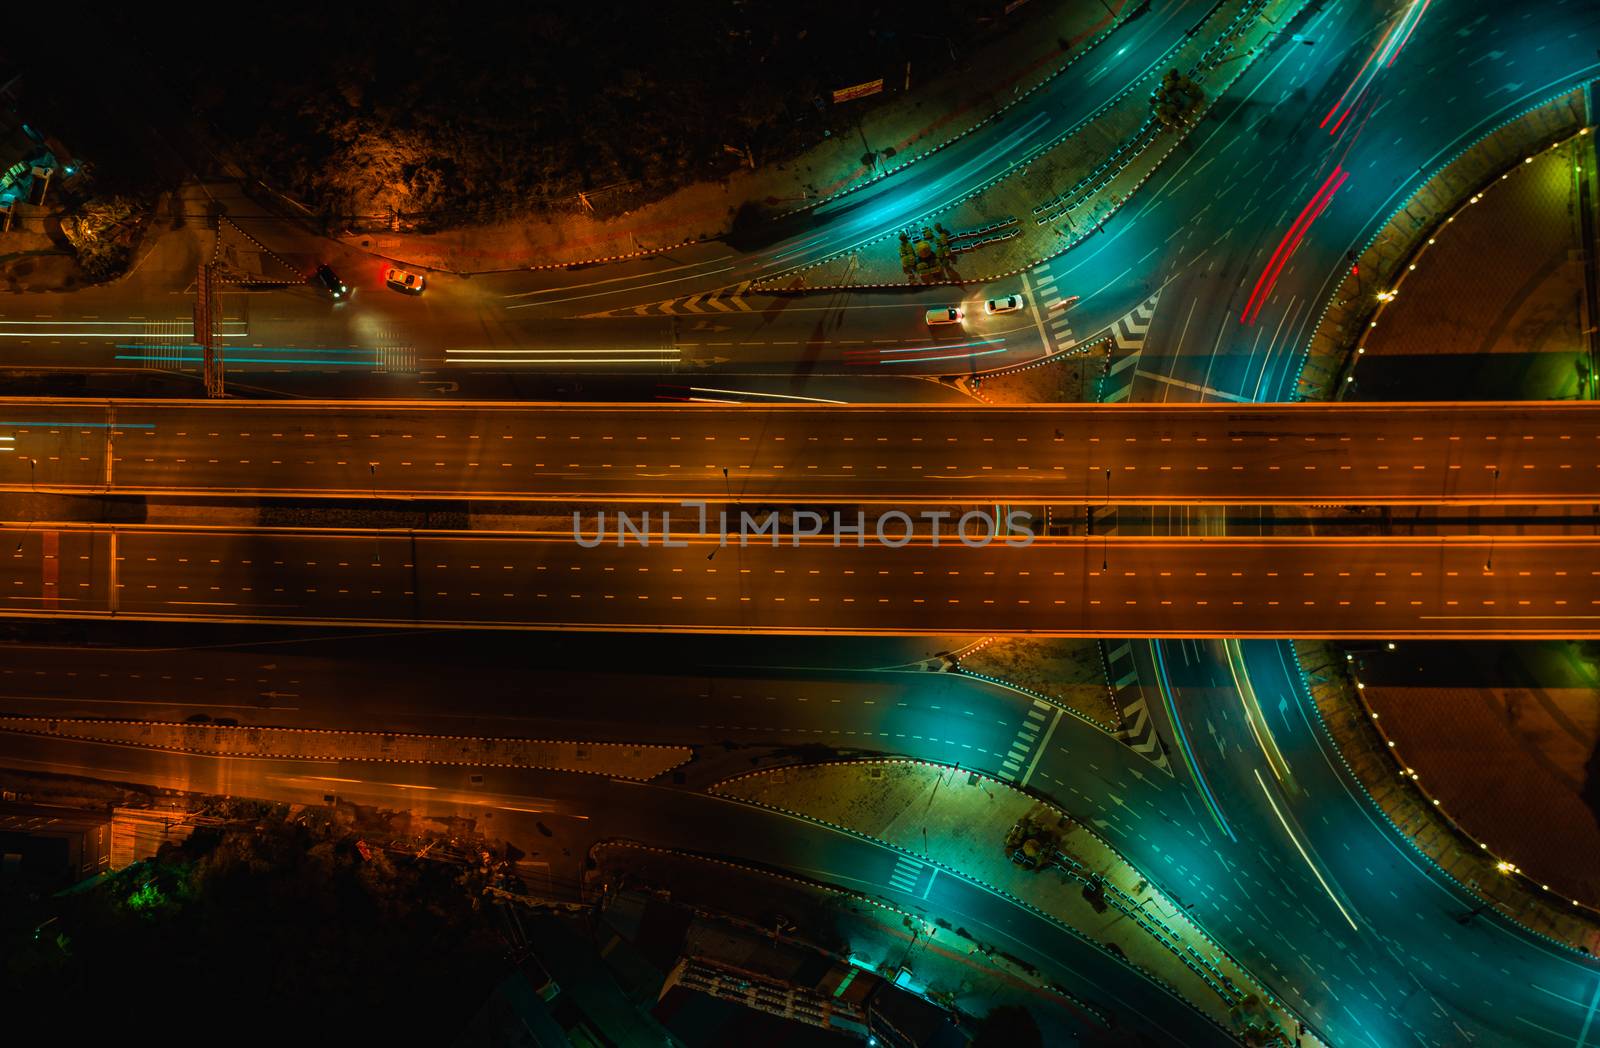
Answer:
[
  {"left": 1, "top": 398, "right": 1598, "bottom": 505},
  {"left": 6, "top": 524, "right": 1600, "bottom": 638}
]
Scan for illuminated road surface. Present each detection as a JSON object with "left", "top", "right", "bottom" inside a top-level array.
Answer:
[
  {"left": 7, "top": 524, "right": 1600, "bottom": 637},
  {"left": 3, "top": 398, "right": 1597, "bottom": 504}
]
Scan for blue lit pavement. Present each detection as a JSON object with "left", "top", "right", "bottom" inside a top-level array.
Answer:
[{"left": 1035, "top": 0, "right": 1600, "bottom": 405}]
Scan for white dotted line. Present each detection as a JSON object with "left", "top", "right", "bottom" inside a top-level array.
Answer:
[
  {"left": 753, "top": 0, "right": 1299, "bottom": 292},
  {"left": 949, "top": 664, "right": 1119, "bottom": 736},
  {"left": 1289, "top": 91, "right": 1594, "bottom": 399},
  {"left": 1285, "top": 642, "right": 1600, "bottom": 955},
  {"left": 590, "top": 839, "right": 1114, "bottom": 1023},
  {"left": 766, "top": 5, "right": 1144, "bottom": 223},
  {"left": 707, "top": 756, "right": 1310, "bottom": 1038}
]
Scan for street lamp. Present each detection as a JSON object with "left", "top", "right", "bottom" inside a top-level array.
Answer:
[
  {"left": 14, "top": 457, "right": 36, "bottom": 553},
  {"left": 369, "top": 463, "right": 381, "bottom": 565},
  {"left": 1102, "top": 467, "right": 1110, "bottom": 570},
  {"left": 709, "top": 467, "right": 731, "bottom": 561},
  {"left": 1485, "top": 467, "right": 1500, "bottom": 571}
]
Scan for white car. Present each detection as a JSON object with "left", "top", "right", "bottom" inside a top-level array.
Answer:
[
  {"left": 385, "top": 266, "right": 426, "bottom": 295},
  {"left": 925, "top": 306, "right": 965, "bottom": 326},
  {"left": 984, "top": 293, "right": 1024, "bottom": 316}
]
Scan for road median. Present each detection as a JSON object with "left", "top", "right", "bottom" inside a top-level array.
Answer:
[
  {"left": 1293, "top": 89, "right": 1591, "bottom": 400},
  {"left": 754, "top": 0, "right": 1307, "bottom": 291}
]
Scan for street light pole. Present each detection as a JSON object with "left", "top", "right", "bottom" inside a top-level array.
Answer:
[
  {"left": 1485, "top": 467, "right": 1499, "bottom": 571},
  {"left": 709, "top": 467, "right": 731, "bottom": 561},
  {"left": 1102, "top": 467, "right": 1111, "bottom": 570},
  {"left": 369, "top": 463, "right": 381, "bottom": 565},
  {"left": 15, "top": 458, "right": 37, "bottom": 553}
]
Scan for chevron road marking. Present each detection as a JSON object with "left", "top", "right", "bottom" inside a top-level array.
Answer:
[
  {"left": 597, "top": 281, "right": 754, "bottom": 318},
  {"left": 1104, "top": 640, "right": 1171, "bottom": 773},
  {"left": 1098, "top": 291, "right": 1160, "bottom": 403}
]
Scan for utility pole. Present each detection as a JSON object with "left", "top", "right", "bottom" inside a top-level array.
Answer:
[
  {"left": 195, "top": 263, "right": 224, "bottom": 398},
  {"left": 1102, "top": 467, "right": 1111, "bottom": 570},
  {"left": 1485, "top": 467, "right": 1500, "bottom": 571}
]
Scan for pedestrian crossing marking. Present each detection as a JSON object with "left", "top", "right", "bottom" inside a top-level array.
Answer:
[
  {"left": 997, "top": 699, "right": 1055, "bottom": 782},
  {"left": 887, "top": 855, "right": 925, "bottom": 893}
]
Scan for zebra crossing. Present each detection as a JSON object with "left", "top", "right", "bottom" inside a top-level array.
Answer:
[
  {"left": 371, "top": 327, "right": 418, "bottom": 373},
  {"left": 996, "top": 698, "right": 1060, "bottom": 785},
  {"left": 1024, "top": 265, "right": 1077, "bottom": 355},
  {"left": 1096, "top": 292, "right": 1159, "bottom": 403},
  {"left": 583, "top": 281, "right": 754, "bottom": 318},
  {"left": 1103, "top": 641, "right": 1171, "bottom": 772},
  {"left": 886, "top": 854, "right": 929, "bottom": 896},
  {"left": 119, "top": 319, "right": 249, "bottom": 372}
]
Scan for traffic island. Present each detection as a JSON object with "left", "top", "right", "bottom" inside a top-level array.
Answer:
[
  {"left": 753, "top": 0, "right": 1308, "bottom": 291},
  {"left": 1293, "top": 89, "right": 1591, "bottom": 401},
  {"left": 711, "top": 758, "right": 1324, "bottom": 1046},
  {"left": 960, "top": 337, "right": 1112, "bottom": 403},
  {"left": 953, "top": 636, "right": 1121, "bottom": 731},
  {"left": 0, "top": 716, "right": 690, "bottom": 781},
  {"left": 1289, "top": 641, "right": 1600, "bottom": 955}
]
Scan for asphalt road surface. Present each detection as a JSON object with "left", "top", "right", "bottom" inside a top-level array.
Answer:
[
  {"left": 0, "top": 727, "right": 1240, "bottom": 1047},
  {"left": 6, "top": 524, "right": 1599, "bottom": 637},
  {"left": 4, "top": 398, "right": 1597, "bottom": 504},
  {"left": 0, "top": 0, "right": 1211, "bottom": 392}
]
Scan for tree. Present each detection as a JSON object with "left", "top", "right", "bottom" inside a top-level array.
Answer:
[
  {"left": 1151, "top": 69, "right": 1205, "bottom": 129},
  {"left": 59, "top": 196, "right": 143, "bottom": 280},
  {"left": 0, "top": 811, "right": 504, "bottom": 1040}
]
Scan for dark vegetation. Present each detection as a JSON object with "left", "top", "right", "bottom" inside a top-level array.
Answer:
[
  {"left": 0, "top": 806, "right": 505, "bottom": 1034},
  {"left": 64, "top": 2, "right": 1020, "bottom": 231}
]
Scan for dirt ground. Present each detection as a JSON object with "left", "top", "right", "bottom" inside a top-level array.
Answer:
[
  {"left": 1358, "top": 641, "right": 1600, "bottom": 907},
  {"left": 967, "top": 343, "right": 1106, "bottom": 403},
  {"left": 958, "top": 637, "right": 1119, "bottom": 727}
]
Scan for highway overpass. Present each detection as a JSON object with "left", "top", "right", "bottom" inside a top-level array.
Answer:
[
  {"left": 6, "top": 522, "right": 1599, "bottom": 637},
  {"left": 1, "top": 398, "right": 1597, "bottom": 505}
]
